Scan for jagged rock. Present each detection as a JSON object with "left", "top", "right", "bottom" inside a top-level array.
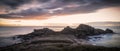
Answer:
[
  {"left": 75, "top": 24, "right": 95, "bottom": 37},
  {"left": 105, "top": 28, "right": 114, "bottom": 33},
  {"left": 17, "top": 24, "right": 114, "bottom": 42},
  {"left": 0, "top": 24, "right": 116, "bottom": 51},
  {"left": 76, "top": 24, "right": 95, "bottom": 30},
  {"left": 76, "top": 24, "right": 95, "bottom": 34},
  {"left": 73, "top": 24, "right": 114, "bottom": 38},
  {"left": 94, "top": 29, "right": 106, "bottom": 34},
  {"left": 17, "top": 28, "right": 55, "bottom": 42},
  {"left": 32, "top": 28, "right": 55, "bottom": 35},
  {"left": 61, "top": 26, "right": 75, "bottom": 34}
]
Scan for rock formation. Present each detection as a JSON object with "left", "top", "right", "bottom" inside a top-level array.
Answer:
[
  {"left": 75, "top": 24, "right": 95, "bottom": 38},
  {"left": 0, "top": 24, "right": 116, "bottom": 51},
  {"left": 60, "top": 24, "right": 114, "bottom": 38},
  {"left": 17, "top": 24, "right": 114, "bottom": 42},
  {"left": 94, "top": 29, "right": 105, "bottom": 34},
  {"left": 105, "top": 28, "right": 114, "bottom": 33},
  {"left": 17, "top": 28, "right": 55, "bottom": 42},
  {"left": 61, "top": 26, "right": 75, "bottom": 34},
  {"left": 32, "top": 28, "right": 55, "bottom": 36}
]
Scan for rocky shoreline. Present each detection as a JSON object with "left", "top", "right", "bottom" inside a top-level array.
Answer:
[
  {"left": 0, "top": 24, "right": 117, "bottom": 51},
  {"left": 16, "top": 24, "right": 114, "bottom": 41}
]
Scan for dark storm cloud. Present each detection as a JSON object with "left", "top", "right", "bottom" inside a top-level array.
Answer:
[
  {"left": 0, "top": 0, "right": 120, "bottom": 19},
  {"left": 103, "top": 0, "right": 120, "bottom": 4},
  {"left": 56, "top": 0, "right": 120, "bottom": 13},
  {"left": 0, "top": 14, "right": 24, "bottom": 19},
  {"left": 0, "top": 0, "right": 30, "bottom": 9},
  {"left": 10, "top": 8, "right": 53, "bottom": 18}
]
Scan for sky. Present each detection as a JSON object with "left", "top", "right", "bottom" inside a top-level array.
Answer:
[{"left": 0, "top": 0, "right": 120, "bottom": 26}]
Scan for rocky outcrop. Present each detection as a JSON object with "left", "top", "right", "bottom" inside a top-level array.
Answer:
[
  {"left": 60, "top": 24, "right": 114, "bottom": 38},
  {"left": 17, "top": 28, "right": 55, "bottom": 42},
  {"left": 105, "top": 28, "right": 114, "bottom": 33},
  {"left": 94, "top": 29, "right": 106, "bottom": 34},
  {"left": 75, "top": 24, "right": 95, "bottom": 38},
  {"left": 32, "top": 28, "right": 55, "bottom": 36},
  {"left": 61, "top": 26, "right": 75, "bottom": 34},
  {"left": 17, "top": 24, "right": 114, "bottom": 41},
  {"left": 0, "top": 24, "right": 116, "bottom": 51}
]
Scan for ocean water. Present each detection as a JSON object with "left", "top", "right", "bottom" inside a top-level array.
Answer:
[
  {"left": 0, "top": 26, "right": 64, "bottom": 37},
  {"left": 0, "top": 26, "right": 120, "bottom": 47},
  {"left": 88, "top": 34, "right": 120, "bottom": 47},
  {"left": 0, "top": 26, "right": 65, "bottom": 47},
  {"left": 88, "top": 26, "right": 120, "bottom": 47}
]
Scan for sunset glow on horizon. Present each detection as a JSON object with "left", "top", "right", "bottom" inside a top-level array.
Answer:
[
  {"left": 0, "top": 0, "right": 120, "bottom": 26},
  {"left": 0, "top": 7, "right": 120, "bottom": 26}
]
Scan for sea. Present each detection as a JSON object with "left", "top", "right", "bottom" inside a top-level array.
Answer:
[{"left": 0, "top": 26, "right": 120, "bottom": 47}]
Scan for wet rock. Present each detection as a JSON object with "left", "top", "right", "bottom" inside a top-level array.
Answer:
[
  {"left": 94, "top": 29, "right": 106, "bottom": 34},
  {"left": 105, "top": 28, "right": 114, "bottom": 33}
]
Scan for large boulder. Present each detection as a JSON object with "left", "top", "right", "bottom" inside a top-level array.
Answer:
[
  {"left": 105, "top": 28, "right": 114, "bottom": 33},
  {"left": 61, "top": 26, "right": 75, "bottom": 34},
  {"left": 76, "top": 24, "right": 95, "bottom": 30},
  {"left": 75, "top": 24, "right": 95, "bottom": 37}
]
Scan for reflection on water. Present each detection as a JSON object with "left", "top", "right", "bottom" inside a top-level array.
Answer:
[{"left": 88, "top": 34, "right": 120, "bottom": 47}]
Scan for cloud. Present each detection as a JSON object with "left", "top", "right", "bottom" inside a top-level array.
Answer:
[
  {"left": 0, "top": 0, "right": 30, "bottom": 9},
  {"left": 0, "top": 0, "right": 120, "bottom": 19}
]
